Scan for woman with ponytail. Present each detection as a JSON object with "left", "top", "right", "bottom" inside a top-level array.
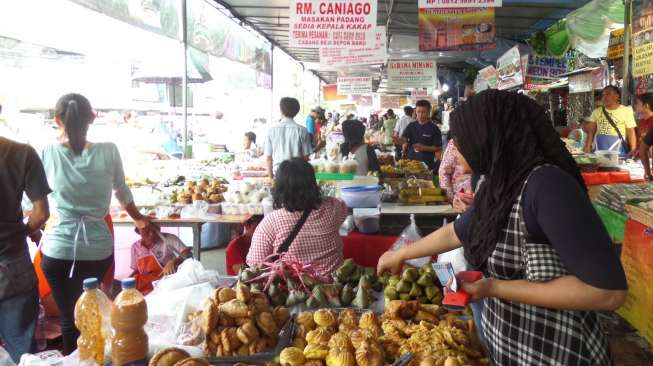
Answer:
[
  {"left": 378, "top": 90, "right": 627, "bottom": 365},
  {"left": 39, "top": 93, "right": 150, "bottom": 354}
]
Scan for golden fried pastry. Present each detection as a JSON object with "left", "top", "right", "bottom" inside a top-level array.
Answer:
[
  {"left": 358, "top": 311, "right": 378, "bottom": 329},
  {"left": 249, "top": 297, "right": 269, "bottom": 316},
  {"left": 355, "top": 342, "right": 384, "bottom": 366},
  {"left": 235, "top": 343, "right": 250, "bottom": 357},
  {"left": 349, "top": 329, "right": 373, "bottom": 350},
  {"left": 337, "top": 309, "right": 358, "bottom": 328},
  {"left": 303, "top": 361, "right": 326, "bottom": 366},
  {"left": 236, "top": 283, "right": 251, "bottom": 302},
  {"left": 149, "top": 347, "right": 191, "bottom": 366},
  {"left": 216, "top": 288, "right": 236, "bottom": 303},
  {"left": 256, "top": 312, "right": 278, "bottom": 336},
  {"left": 414, "top": 310, "right": 438, "bottom": 324},
  {"left": 297, "top": 311, "right": 316, "bottom": 329},
  {"left": 325, "top": 347, "right": 355, "bottom": 366},
  {"left": 173, "top": 358, "right": 209, "bottom": 366},
  {"left": 200, "top": 302, "right": 218, "bottom": 335},
  {"left": 220, "top": 299, "right": 249, "bottom": 318},
  {"left": 219, "top": 311, "right": 236, "bottom": 327},
  {"left": 314, "top": 309, "right": 337, "bottom": 328},
  {"left": 274, "top": 306, "right": 291, "bottom": 327},
  {"left": 236, "top": 321, "right": 260, "bottom": 344},
  {"left": 280, "top": 347, "right": 306, "bottom": 366},
  {"left": 220, "top": 328, "right": 241, "bottom": 352},
  {"left": 249, "top": 337, "right": 268, "bottom": 355},
  {"left": 328, "top": 332, "right": 353, "bottom": 351},
  {"left": 304, "top": 343, "right": 329, "bottom": 360},
  {"left": 295, "top": 325, "right": 310, "bottom": 339},
  {"left": 306, "top": 328, "right": 332, "bottom": 346},
  {"left": 292, "top": 337, "right": 308, "bottom": 350},
  {"left": 338, "top": 323, "right": 356, "bottom": 334}
]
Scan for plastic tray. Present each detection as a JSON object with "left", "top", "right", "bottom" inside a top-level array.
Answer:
[{"left": 316, "top": 172, "right": 354, "bottom": 181}]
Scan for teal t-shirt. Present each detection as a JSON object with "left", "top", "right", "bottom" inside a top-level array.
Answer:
[{"left": 40, "top": 142, "right": 133, "bottom": 261}]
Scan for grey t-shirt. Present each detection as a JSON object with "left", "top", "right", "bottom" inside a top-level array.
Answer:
[{"left": 0, "top": 137, "right": 51, "bottom": 257}]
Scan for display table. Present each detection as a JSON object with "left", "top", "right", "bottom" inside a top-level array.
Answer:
[
  {"left": 380, "top": 203, "right": 455, "bottom": 215},
  {"left": 342, "top": 231, "right": 398, "bottom": 267},
  {"left": 378, "top": 203, "right": 457, "bottom": 235},
  {"left": 593, "top": 203, "right": 628, "bottom": 243},
  {"left": 112, "top": 215, "right": 251, "bottom": 260}
]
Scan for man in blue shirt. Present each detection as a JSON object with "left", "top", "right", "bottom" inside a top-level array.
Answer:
[
  {"left": 265, "top": 98, "right": 314, "bottom": 177},
  {"left": 401, "top": 99, "right": 443, "bottom": 171}
]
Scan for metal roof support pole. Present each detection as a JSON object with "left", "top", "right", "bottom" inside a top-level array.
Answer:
[
  {"left": 271, "top": 44, "right": 275, "bottom": 123},
  {"left": 622, "top": 0, "right": 632, "bottom": 105},
  {"left": 181, "top": 0, "right": 189, "bottom": 159}
]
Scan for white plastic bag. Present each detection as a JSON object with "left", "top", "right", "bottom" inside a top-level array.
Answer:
[
  {"left": 149, "top": 259, "right": 219, "bottom": 294},
  {"left": 391, "top": 214, "right": 430, "bottom": 267},
  {"left": 1, "top": 346, "right": 16, "bottom": 366},
  {"left": 436, "top": 218, "right": 470, "bottom": 273},
  {"left": 19, "top": 350, "right": 88, "bottom": 366}
]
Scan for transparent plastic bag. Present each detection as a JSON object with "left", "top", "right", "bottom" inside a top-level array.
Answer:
[
  {"left": 391, "top": 214, "right": 430, "bottom": 267},
  {"left": 339, "top": 214, "right": 355, "bottom": 236},
  {"left": 436, "top": 218, "right": 470, "bottom": 273}
]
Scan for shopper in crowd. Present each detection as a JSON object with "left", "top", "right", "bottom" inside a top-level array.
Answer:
[
  {"left": 340, "top": 119, "right": 380, "bottom": 175},
  {"left": 382, "top": 109, "right": 397, "bottom": 145},
  {"left": 39, "top": 93, "right": 150, "bottom": 355},
  {"left": 243, "top": 131, "right": 261, "bottom": 159},
  {"left": 438, "top": 139, "right": 471, "bottom": 203},
  {"left": 225, "top": 216, "right": 263, "bottom": 275},
  {"left": 247, "top": 158, "right": 346, "bottom": 281},
  {"left": 393, "top": 106, "right": 415, "bottom": 161},
  {"left": 305, "top": 107, "right": 323, "bottom": 143},
  {"left": 401, "top": 99, "right": 442, "bottom": 171},
  {"left": 264, "top": 97, "right": 313, "bottom": 177},
  {"left": 130, "top": 224, "right": 191, "bottom": 295},
  {"left": 636, "top": 93, "right": 653, "bottom": 180},
  {"left": 585, "top": 85, "right": 637, "bottom": 156},
  {"left": 0, "top": 137, "right": 51, "bottom": 363},
  {"left": 379, "top": 90, "right": 627, "bottom": 366},
  {"left": 368, "top": 114, "right": 380, "bottom": 130}
]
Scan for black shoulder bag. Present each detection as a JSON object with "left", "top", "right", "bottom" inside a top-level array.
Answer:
[
  {"left": 602, "top": 107, "right": 630, "bottom": 154},
  {"left": 272, "top": 209, "right": 312, "bottom": 260}
]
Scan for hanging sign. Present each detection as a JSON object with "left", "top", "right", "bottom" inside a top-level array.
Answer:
[
  {"left": 337, "top": 76, "right": 373, "bottom": 95},
  {"left": 323, "top": 84, "right": 347, "bottom": 101},
  {"left": 380, "top": 95, "right": 408, "bottom": 109},
  {"left": 607, "top": 28, "right": 626, "bottom": 60},
  {"left": 496, "top": 46, "right": 523, "bottom": 90},
  {"left": 289, "top": 0, "right": 378, "bottom": 48},
  {"left": 591, "top": 65, "right": 607, "bottom": 90},
  {"left": 319, "top": 26, "right": 387, "bottom": 69},
  {"left": 632, "top": 0, "right": 653, "bottom": 77},
  {"left": 410, "top": 89, "right": 434, "bottom": 104},
  {"left": 352, "top": 94, "right": 373, "bottom": 107},
  {"left": 478, "top": 65, "right": 498, "bottom": 89},
  {"left": 387, "top": 60, "right": 437, "bottom": 89},
  {"left": 526, "top": 55, "right": 568, "bottom": 80},
  {"left": 418, "top": 7, "right": 495, "bottom": 52},
  {"left": 417, "top": 0, "right": 502, "bottom": 8},
  {"left": 568, "top": 72, "right": 592, "bottom": 94}
]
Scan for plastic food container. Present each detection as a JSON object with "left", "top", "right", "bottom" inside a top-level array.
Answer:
[
  {"left": 595, "top": 150, "right": 620, "bottom": 167},
  {"left": 340, "top": 185, "right": 382, "bottom": 208},
  {"left": 354, "top": 212, "right": 380, "bottom": 234}
]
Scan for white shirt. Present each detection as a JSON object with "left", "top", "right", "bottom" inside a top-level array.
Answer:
[
  {"left": 441, "top": 110, "right": 451, "bottom": 133},
  {"left": 394, "top": 115, "right": 415, "bottom": 137}
]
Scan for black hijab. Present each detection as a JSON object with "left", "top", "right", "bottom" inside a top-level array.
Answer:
[
  {"left": 340, "top": 119, "right": 366, "bottom": 156},
  {"left": 450, "top": 90, "right": 584, "bottom": 269}
]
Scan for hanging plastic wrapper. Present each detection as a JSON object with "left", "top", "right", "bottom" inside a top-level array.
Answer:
[{"left": 390, "top": 214, "right": 430, "bottom": 267}]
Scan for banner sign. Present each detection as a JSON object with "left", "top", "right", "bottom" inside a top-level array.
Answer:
[
  {"left": 387, "top": 60, "right": 437, "bottom": 89},
  {"left": 323, "top": 84, "right": 347, "bottom": 101},
  {"left": 351, "top": 94, "right": 373, "bottom": 107},
  {"left": 526, "top": 55, "right": 568, "bottom": 80},
  {"left": 496, "top": 46, "right": 523, "bottom": 90},
  {"left": 418, "top": 7, "right": 495, "bottom": 52},
  {"left": 632, "top": 0, "right": 653, "bottom": 77},
  {"left": 337, "top": 76, "right": 373, "bottom": 95},
  {"left": 289, "top": 0, "right": 377, "bottom": 48},
  {"left": 478, "top": 65, "right": 498, "bottom": 89},
  {"left": 319, "top": 26, "right": 387, "bottom": 69},
  {"left": 417, "top": 0, "right": 502, "bottom": 8},
  {"left": 607, "top": 28, "right": 625, "bottom": 60},
  {"left": 410, "top": 89, "right": 434, "bottom": 104},
  {"left": 380, "top": 95, "right": 408, "bottom": 109}
]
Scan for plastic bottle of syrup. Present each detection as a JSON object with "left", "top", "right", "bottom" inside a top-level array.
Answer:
[
  {"left": 111, "top": 277, "right": 149, "bottom": 366},
  {"left": 74, "top": 278, "right": 111, "bottom": 366}
]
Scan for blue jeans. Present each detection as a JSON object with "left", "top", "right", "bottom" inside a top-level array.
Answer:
[
  {"left": 0, "top": 287, "right": 38, "bottom": 363},
  {"left": 470, "top": 299, "right": 488, "bottom": 353}
]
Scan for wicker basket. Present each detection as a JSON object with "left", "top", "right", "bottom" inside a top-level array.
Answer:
[{"left": 625, "top": 204, "right": 653, "bottom": 228}]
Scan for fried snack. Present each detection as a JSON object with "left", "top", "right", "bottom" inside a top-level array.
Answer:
[
  {"left": 200, "top": 302, "right": 219, "bottom": 334},
  {"left": 303, "top": 361, "right": 326, "bottom": 366},
  {"left": 414, "top": 310, "right": 438, "bottom": 324},
  {"left": 274, "top": 306, "right": 291, "bottom": 327},
  {"left": 149, "top": 347, "right": 191, "bottom": 366},
  {"left": 220, "top": 299, "right": 249, "bottom": 318},
  {"left": 304, "top": 343, "right": 329, "bottom": 360},
  {"left": 338, "top": 323, "right": 356, "bottom": 334},
  {"left": 419, "top": 357, "right": 437, "bottom": 366},
  {"left": 325, "top": 347, "right": 355, "bottom": 366},
  {"left": 292, "top": 337, "right": 308, "bottom": 350},
  {"left": 314, "top": 309, "right": 337, "bottom": 328},
  {"left": 220, "top": 328, "right": 241, "bottom": 353},
  {"left": 418, "top": 304, "right": 442, "bottom": 316},
  {"left": 297, "top": 311, "right": 316, "bottom": 329},
  {"left": 327, "top": 332, "right": 353, "bottom": 352},
  {"left": 208, "top": 330, "right": 221, "bottom": 345},
  {"left": 219, "top": 311, "right": 236, "bottom": 327},
  {"left": 173, "top": 358, "right": 209, "bottom": 366},
  {"left": 280, "top": 347, "right": 306, "bottom": 366},
  {"left": 381, "top": 319, "right": 408, "bottom": 337},
  {"left": 235, "top": 317, "right": 250, "bottom": 326},
  {"left": 337, "top": 309, "right": 358, "bottom": 328},
  {"left": 306, "top": 328, "right": 332, "bottom": 346},
  {"left": 249, "top": 297, "right": 270, "bottom": 316},
  {"left": 349, "top": 329, "right": 373, "bottom": 350},
  {"left": 384, "top": 300, "right": 420, "bottom": 320},
  {"left": 236, "top": 283, "right": 251, "bottom": 302},
  {"left": 443, "top": 357, "right": 461, "bottom": 366},
  {"left": 355, "top": 342, "right": 384, "bottom": 366},
  {"left": 216, "top": 288, "right": 237, "bottom": 303},
  {"left": 295, "top": 325, "right": 310, "bottom": 339},
  {"left": 256, "top": 312, "right": 278, "bottom": 336},
  {"left": 358, "top": 311, "right": 378, "bottom": 329},
  {"left": 249, "top": 337, "right": 268, "bottom": 355},
  {"left": 236, "top": 321, "right": 260, "bottom": 344},
  {"left": 235, "top": 343, "right": 250, "bottom": 357}
]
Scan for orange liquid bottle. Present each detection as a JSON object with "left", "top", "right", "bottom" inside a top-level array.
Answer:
[
  {"left": 74, "top": 278, "right": 111, "bottom": 366},
  {"left": 111, "top": 278, "right": 149, "bottom": 366}
]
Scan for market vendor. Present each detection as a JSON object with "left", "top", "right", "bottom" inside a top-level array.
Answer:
[
  {"left": 39, "top": 93, "right": 151, "bottom": 355},
  {"left": 247, "top": 158, "right": 346, "bottom": 281},
  {"left": 340, "top": 119, "right": 380, "bottom": 175},
  {"left": 585, "top": 86, "right": 637, "bottom": 156},
  {"left": 378, "top": 90, "right": 627, "bottom": 366},
  {"left": 242, "top": 131, "right": 261, "bottom": 159},
  {"left": 401, "top": 99, "right": 442, "bottom": 171},
  {"left": 225, "top": 216, "right": 263, "bottom": 275},
  {"left": 130, "top": 224, "right": 191, "bottom": 294},
  {"left": 638, "top": 94, "right": 653, "bottom": 181}
]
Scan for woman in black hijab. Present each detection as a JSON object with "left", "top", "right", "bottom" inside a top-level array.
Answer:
[{"left": 377, "top": 90, "right": 627, "bottom": 365}]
